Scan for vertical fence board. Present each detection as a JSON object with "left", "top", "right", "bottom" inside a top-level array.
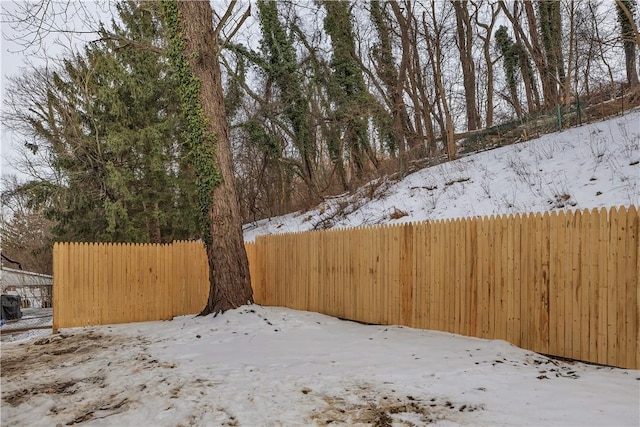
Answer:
[
  {"left": 468, "top": 217, "right": 478, "bottom": 338},
  {"left": 596, "top": 209, "right": 608, "bottom": 365},
  {"left": 489, "top": 215, "right": 498, "bottom": 340},
  {"left": 412, "top": 224, "right": 422, "bottom": 328},
  {"left": 102, "top": 244, "right": 110, "bottom": 326},
  {"left": 587, "top": 210, "right": 599, "bottom": 363},
  {"left": 530, "top": 214, "right": 540, "bottom": 352},
  {"left": 437, "top": 220, "right": 445, "bottom": 331},
  {"left": 447, "top": 220, "right": 456, "bottom": 334},
  {"left": 540, "top": 212, "right": 550, "bottom": 355},
  {"left": 615, "top": 207, "right": 629, "bottom": 368},
  {"left": 624, "top": 206, "right": 637, "bottom": 369},
  {"left": 628, "top": 206, "right": 639, "bottom": 369},
  {"left": 478, "top": 216, "right": 488, "bottom": 338},
  {"left": 583, "top": 210, "right": 594, "bottom": 364},
  {"left": 563, "top": 212, "right": 573, "bottom": 359},
  {"left": 255, "top": 238, "right": 266, "bottom": 304},
  {"left": 548, "top": 212, "right": 559, "bottom": 356},
  {"left": 414, "top": 223, "right": 425, "bottom": 329},
  {"left": 555, "top": 211, "right": 567, "bottom": 358},
  {"left": 79, "top": 243, "right": 88, "bottom": 326},
  {"left": 634, "top": 206, "right": 640, "bottom": 370},
  {"left": 458, "top": 219, "right": 468, "bottom": 336},
  {"left": 392, "top": 226, "right": 402, "bottom": 325},
  {"left": 512, "top": 214, "right": 522, "bottom": 347},
  {"left": 496, "top": 216, "right": 507, "bottom": 341},
  {"left": 607, "top": 208, "right": 619, "bottom": 366},
  {"left": 579, "top": 211, "right": 591, "bottom": 363},
  {"left": 519, "top": 214, "right": 530, "bottom": 349},
  {"left": 428, "top": 221, "right": 437, "bottom": 330},
  {"left": 400, "top": 224, "right": 413, "bottom": 327},
  {"left": 571, "top": 212, "right": 582, "bottom": 361},
  {"left": 52, "top": 244, "right": 60, "bottom": 332}
]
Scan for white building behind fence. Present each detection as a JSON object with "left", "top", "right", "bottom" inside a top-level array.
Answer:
[{"left": 0, "top": 267, "right": 53, "bottom": 308}]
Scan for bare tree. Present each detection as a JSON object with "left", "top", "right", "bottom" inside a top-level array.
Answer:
[
  {"left": 615, "top": 0, "right": 640, "bottom": 86},
  {"left": 451, "top": 0, "right": 481, "bottom": 131},
  {"left": 422, "top": 1, "right": 456, "bottom": 160},
  {"left": 499, "top": 0, "right": 555, "bottom": 108},
  {"left": 471, "top": 0, "right": 500, "bottom": 127},
  {"left": 1, "top": 175, "right": 55, "bottom": 274}
]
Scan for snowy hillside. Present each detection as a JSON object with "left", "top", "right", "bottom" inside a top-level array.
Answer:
[{"left": 244, "top": 110, "right": 639, "bottom": 242}]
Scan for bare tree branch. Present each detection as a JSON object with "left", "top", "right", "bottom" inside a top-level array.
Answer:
[{"left": 222, "top": 4, "right": 252, "bottom": 49}]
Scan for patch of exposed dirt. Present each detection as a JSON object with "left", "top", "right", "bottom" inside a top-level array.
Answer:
[
  {"left": 0, "top": 330, "right": 155, "bottom": 425},
  {"left": 471, "top": 352, "right": 582, "bottom": 380},
  {"left": 4, "top": 376, "right": 105, "bottom": 407},
  {"left": 308, "top": 384, "right": 484, "bottom": 426},
  {"left": 1, "top": 331, "right": 114, "bottom": 379}
]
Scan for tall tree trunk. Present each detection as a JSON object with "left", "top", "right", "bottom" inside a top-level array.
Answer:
[
  {"left": 472, "top": 0, "right": 500, "bottom": 127},
  {"left": 452, "top": 0, "right": 481, "bottom": 131},
  {"left": 170, "top": 1, "right": 253, "bottom": 315},
  {"left": 563, "top": 0, "right": 576, "bottom": 105},
  {"left": 516, "top": 43, "right": 539, "bottom": 112},
  {"left": 539, "top": 0, "right": 565, "bottom": 101},
  {"left": 616, "top": 0, "right": 640, "bottom": 87},
  {"left": 501, "top": 0, "right": 556, "bottom": 108},
  {"left": 423, "top": 6, "right": 456, "bottom": 160}
]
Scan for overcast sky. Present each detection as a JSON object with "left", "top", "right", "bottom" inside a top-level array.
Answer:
[{"left": 1, "top": 1, "right": 113, "bottom": 181}]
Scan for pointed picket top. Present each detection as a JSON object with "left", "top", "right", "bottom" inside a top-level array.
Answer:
[
  {"left": 609, "top": 205, "right": 620, "bottom": 217},
  {"left": 627, "top": 204, "right": 637, "bottom": 217}
]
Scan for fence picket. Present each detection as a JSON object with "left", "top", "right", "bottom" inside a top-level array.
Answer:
[{"left": 607, "top": 207, "right": 619, "bottom": 366}]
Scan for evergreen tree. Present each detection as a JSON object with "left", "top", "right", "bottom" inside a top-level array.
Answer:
[{"left": 7, "top": 0, "right": 199, "bottom": 243}]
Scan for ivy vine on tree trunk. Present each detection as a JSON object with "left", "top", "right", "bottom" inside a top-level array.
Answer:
[
  {"left": 162, "top": 0, "right": 220, "bottom": 248},
  {"left": 161, "top": 0, "right": 253, "bottom": 315}
]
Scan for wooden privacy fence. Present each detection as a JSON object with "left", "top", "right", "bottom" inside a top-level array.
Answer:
[
  {"left": 248, "top": 206, "right": 639, "bottom": 369},
  {"left": 54, "top": 206, "right": 639, "bottom": 369},
  {"left": 53, "top": 241, "right": 209, "bottom": 331}
]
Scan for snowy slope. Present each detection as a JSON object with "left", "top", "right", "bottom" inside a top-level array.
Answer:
[{"left": 244, "top": 110, "right": 639, "bottom": 242}]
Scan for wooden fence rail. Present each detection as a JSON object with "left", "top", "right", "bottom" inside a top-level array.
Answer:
[{"left": 54, "top": 206, "right": 639, "bottom": 369}]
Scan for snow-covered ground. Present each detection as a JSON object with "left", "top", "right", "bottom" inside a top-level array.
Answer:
[
  {"left": 1, "top": 306, "right": 638, "bottom": 426},
  {"left": 244, "top": 110, "right": 639, "bottom": 241},
  {"left": 2, "top": 112, "right": 639, "bottom": 426}
]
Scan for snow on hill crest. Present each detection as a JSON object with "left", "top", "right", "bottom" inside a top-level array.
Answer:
[{"left": 243, "top": 110, "right": 640, "bottom": 242}]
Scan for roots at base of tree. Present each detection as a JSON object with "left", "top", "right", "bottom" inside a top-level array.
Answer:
[{"left": 199, "top": 291, "right": 254, "bottom": 317}]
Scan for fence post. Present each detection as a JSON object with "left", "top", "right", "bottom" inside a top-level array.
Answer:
[
  {"left": 52, "top": 243, "right": 60, "bottom": 333},
  {"left": 556, "top": 104, "right": 563, "bottom": 131}
]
